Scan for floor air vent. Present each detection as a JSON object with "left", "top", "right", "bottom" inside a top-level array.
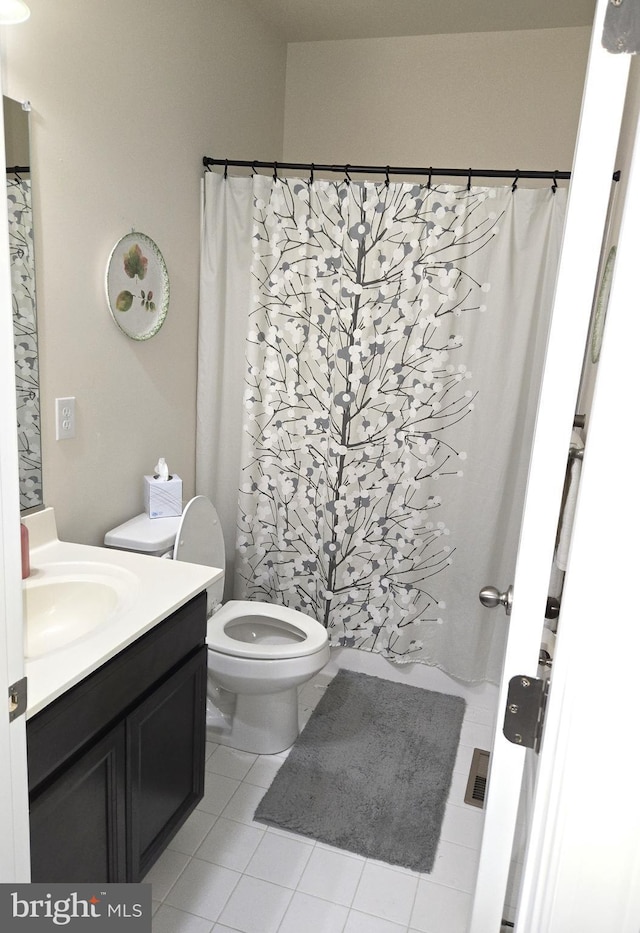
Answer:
[{"left": 464, "top": 748, "right": 490, "bottom": 808}]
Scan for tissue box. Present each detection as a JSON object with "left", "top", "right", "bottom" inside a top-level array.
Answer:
[{"left": 144, "top": 473, "right": 182, "bottom": 518}]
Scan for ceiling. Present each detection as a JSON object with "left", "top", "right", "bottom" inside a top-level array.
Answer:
[{"left": 239, "top": 0, "right": 597, "bottom": 43}]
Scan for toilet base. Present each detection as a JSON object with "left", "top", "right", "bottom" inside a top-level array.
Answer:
[{"left": 206, "top": 686, "right": 300, "bottom": 755}]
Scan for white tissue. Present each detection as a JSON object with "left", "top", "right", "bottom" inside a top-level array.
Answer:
[{"left": 155, "top": 457, "right": 169, "bottom": 481}]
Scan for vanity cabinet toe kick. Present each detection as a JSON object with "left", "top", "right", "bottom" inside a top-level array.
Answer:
[{"left": 27, "top": 591, "right": 208, "bottom": 884}]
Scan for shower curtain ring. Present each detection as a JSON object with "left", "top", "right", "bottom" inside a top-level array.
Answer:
[
  {"left": 273, "top": 161, "right": 279, "bottom": 182},
  {"left": 251, "top": 161, "right": 257, "bottom": 176},
  {"left": 512, "top": 170, "right": 520, "bottom": 193},
  {"left": 385, "top": 165, "right": 390, "bottom": 188},
  {"left": 551, "top": 172, "right": 558, "bottom": 194},
  {"left": 345, "top": 164, "right": 352, "bottom": 185},
  {"left": 428, "top": 167, "right": 433, "bottom": 190},
  {"left": 467, "top": 168, "right": 472, "bottom": 191},
  {"left": 224, "top": 159, "right": 228, "bottom": 180},
  {"left": 309, "top": 163, "right": 315, "bottom": 185}
]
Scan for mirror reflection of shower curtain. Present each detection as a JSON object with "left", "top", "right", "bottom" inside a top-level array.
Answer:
[
  {"left": 197, "top": 172, "right": 566, "bottom": 683},
  {"left": 8, "top": 175, "right": 42, "bottom": 511}
]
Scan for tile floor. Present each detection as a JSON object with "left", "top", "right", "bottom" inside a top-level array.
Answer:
[{"left": 144, "top": 666, "right": 495, "bottom": 933}]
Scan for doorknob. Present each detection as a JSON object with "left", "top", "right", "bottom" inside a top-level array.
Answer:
[{"left": 479, "top": 584, "right": 513, "bottom": 615}]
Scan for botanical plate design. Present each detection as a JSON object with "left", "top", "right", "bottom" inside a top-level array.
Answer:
[{"left": 105, "top": 231, "right": 169, "bottom": 340}]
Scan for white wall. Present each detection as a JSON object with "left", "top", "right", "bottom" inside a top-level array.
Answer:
[
  {"left": 1, "top": 0, "right": 286, "bottom": 545},
  {"left": 284, "top": 28, "right": 591, "bottom": 171}
]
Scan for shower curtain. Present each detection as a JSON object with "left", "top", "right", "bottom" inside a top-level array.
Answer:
[{"left": 198, "top": 171, "right": 566, "bottom": 683}]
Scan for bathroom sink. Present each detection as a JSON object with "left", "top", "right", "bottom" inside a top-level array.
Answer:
[{"left": 23, "top": 562, "right": 137, "bottom": 659}]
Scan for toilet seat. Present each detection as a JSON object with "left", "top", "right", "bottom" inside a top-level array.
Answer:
[
  {"left": 208, "top": 600, "right": 328, "bottom": 661},
  {"left": 172, "top": 495, "right": 328, "bottom": 664}
]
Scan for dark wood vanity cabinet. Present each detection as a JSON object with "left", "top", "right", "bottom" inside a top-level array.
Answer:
[{"left": 27, "top": 592, "right": 207, "bottom": 883}]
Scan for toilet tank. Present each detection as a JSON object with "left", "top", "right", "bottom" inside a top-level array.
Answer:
[{"left": 104, "top": 512, "right": 181, "bottom": 557}]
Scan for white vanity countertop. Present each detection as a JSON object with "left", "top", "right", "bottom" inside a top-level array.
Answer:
[{"left": 23, "top": 508, "right": 221, "bottom": 719}]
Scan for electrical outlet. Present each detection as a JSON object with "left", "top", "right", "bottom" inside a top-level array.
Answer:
[{"left": 55, "top": 397, "right": 76, "bottom": 440}]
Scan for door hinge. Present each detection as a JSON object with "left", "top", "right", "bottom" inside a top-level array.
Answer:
[
  {"left": 8, "top": 677, "right": 27, "bottom": 722},
  {"left": 603, "top": 0, "right": 640, "bottom": 55},
  {"left": 503, "top": 675, "right": 548, "bottom": 752}
]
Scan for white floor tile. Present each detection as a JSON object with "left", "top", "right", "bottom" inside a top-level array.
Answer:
[
  {"left": 279, "top": 891, "right": 349, "bottom": 933},
  {"left": 195, "top": 817, "right": 266, "bottom": 872},
  {"left": 220, "top": 782, "right": 267, "bottom": 826},
  {"left": 143, "top": 848, "right": 190, "bottom": 901},
  {"left": 429, "top": 840, "right": 479, "bottom": 893},
  {"left": 410, "top": 879, "right": 473, "bottom": 933},
  {"left": 297, "top": 845, "right": 365, "bottom": 907},
  {"left": 217, "top": 875, "right": 293, "bottom": 933},
  {"left": 447, "top": 768, "right": 471, "bottom": 806},
  {"left": 152, "top": 904, "right": 215, "bottom": 933},
  {"left": 198, "top": 773, "right": 241, "bottom": 816},
  {"left": 244, "top": 831, "right": 314, "bottom": 888},
  {"left": 168, "top": 809, "right": 219, "bottom": 857},
  {"left": 344, "top": 909, "right": 407, "bottom": 933},
  {"left": 365, "top": 856, "right": 421, "bottom": 879},
  {"left": 351, "top": 861, "right": 419, "bottom": 926},
  {"left": 452, "top": 742, "right": 474, "bottom": 776},
  {"left": 206, "top": 745, "right": 257, "bottom": 780},
  {"left": 164, "top": 858, "right": 241, "bottom": 923},
  {"left": 464, "top": 704, "right": 497, "bottom": 728},
  {"left": 243, "top": 755, "right": 282, "bottom": 789},
  {"left": 439, "top": 803, "right": 484, "bottom": 850},
  {"left": 459, "top": 719, "right": 493, "bottom": 750}
]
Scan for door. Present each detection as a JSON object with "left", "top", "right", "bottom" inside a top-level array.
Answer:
[
  {"left": 29, "top": 723, "right": 127, "bottom": 883},
  {"left": 469, "top": 2, "right": 632, "bottom": 930},
  {"left": 515, "top": 65, "right": 640, "bottom": 928},
  {"left": 0, "top": 65, "right": 30, "bottom": 883},
  {"left": 126, "top": 646, "right": 207, "bottom": 881}
]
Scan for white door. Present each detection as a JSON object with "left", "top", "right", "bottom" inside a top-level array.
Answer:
[
  {"left": 0, "top": 73, "right": 30, "bottom": 881},
  {"left": 469, "top": 1, "right": 631, "bottom": 929},
  {"left": 515, "top": 63, "right": 640, "bottom": 928}
]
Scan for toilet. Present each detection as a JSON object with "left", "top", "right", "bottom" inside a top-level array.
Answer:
[{"left": 104, "top": 495, "right": 330, "bottom": 754}]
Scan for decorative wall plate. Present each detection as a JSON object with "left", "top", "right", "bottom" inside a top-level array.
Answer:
[
  {"left": 591, "top": 245, "right": 616, "bottom": 364},
  {"left": 106, "top": 231, "right": 169, "bottom": 340}
]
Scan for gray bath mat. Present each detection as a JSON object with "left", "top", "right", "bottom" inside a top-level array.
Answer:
[{"left": 254, "top": 668, "right": 466, "bottom": 873}]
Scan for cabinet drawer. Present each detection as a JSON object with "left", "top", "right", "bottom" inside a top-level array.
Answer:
[{"left": 27, "top": 592, "right": 207, "bottom": 792}]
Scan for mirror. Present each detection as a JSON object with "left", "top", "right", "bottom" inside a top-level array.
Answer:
[{"left": 4, "top": 96, "right": 43, "bottom": 511}]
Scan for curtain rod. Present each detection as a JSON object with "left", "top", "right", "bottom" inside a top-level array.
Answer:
[
  {"left": 203, "top": 157, "right": 576, "bottom": 183},
  {"left": 6, "top": 165, "right": 30, "bottom": 174}
]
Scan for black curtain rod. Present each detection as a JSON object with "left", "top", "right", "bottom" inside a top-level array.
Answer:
[
  {"left": 6, "top": 165, "right": 30, "bottom": 174},
  {"left": 203, "top": 157, "right": 574, "bottom": 182}
]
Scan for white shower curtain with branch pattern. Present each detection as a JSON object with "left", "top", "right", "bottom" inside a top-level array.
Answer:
[{"left": 197, "top": 171, "right": 566, "bottom": 683}]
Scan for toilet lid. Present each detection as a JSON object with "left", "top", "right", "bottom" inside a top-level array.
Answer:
[
  {"left": 103, "top": 512, "right": 180, "bottom": 553},
  {"left": 173, "top": 495, "right": 225, "bottom": 567},
  {"left": 208, "top": 600, "right": 329, "bottom": 660}
]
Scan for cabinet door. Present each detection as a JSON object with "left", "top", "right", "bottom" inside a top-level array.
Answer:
[
  {"left": 29, "top": 722, "right": 126, "bottom": 883},
  {"left": 127, "top": 646, "right": 207, "bottom": 880}
]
